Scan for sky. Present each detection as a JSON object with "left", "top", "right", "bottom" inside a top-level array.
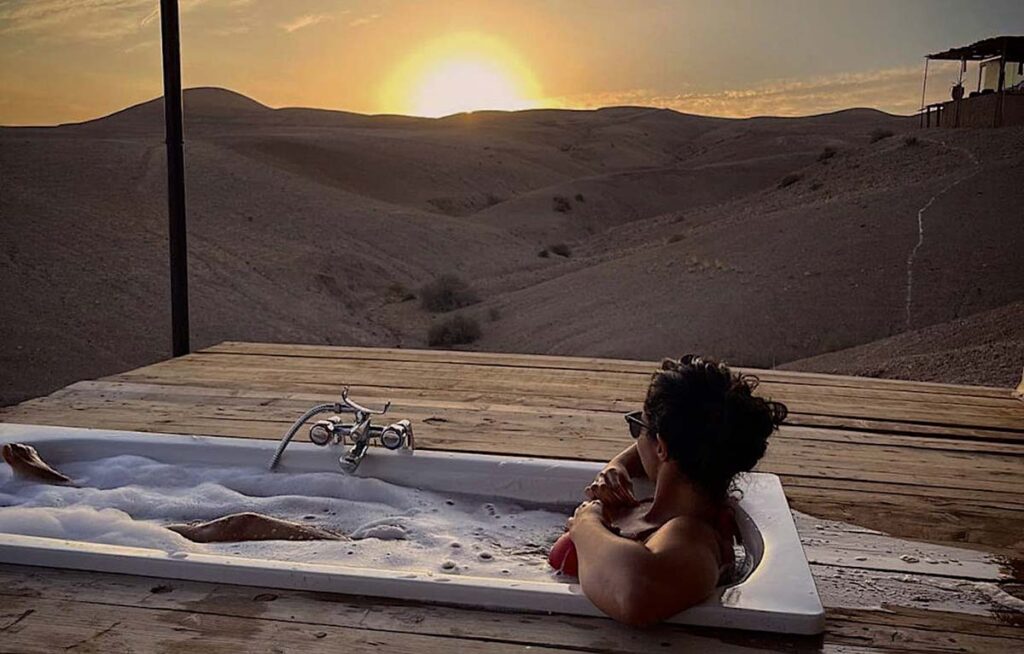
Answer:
[{"left": 1, "top": 0, "right": 1022, "bottom": 125}]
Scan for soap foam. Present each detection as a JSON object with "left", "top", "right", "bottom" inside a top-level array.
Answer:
[{"left": 0, "top": 455, "right": 569, "bottom": 583}]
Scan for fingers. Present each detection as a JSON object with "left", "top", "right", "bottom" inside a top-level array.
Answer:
[
  {"left": 616, "top": 474, "right": 639, "bottom": 506},
  {"left": 602, "top": 469, "right": 639, "bottom": 506},
  {"left": 584, "top": 467, "right": 640, "bottom": 507}
]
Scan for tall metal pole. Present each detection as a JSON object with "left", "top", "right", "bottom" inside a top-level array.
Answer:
[{"left": 160, "top": 0, "right": 190, "bottom": 356}]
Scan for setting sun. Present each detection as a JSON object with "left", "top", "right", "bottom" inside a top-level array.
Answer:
[{"left": 381, "top": 33, "right": 542, "bottom": 117}]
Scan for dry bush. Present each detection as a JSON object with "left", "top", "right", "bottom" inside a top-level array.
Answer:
[
  {"left": 419, "top": 274, "right": 480, "bottom": 313},
  {"left": 818, "top": 147, "right": 836, "bottom": 162},
  {"left": 548, "top": 243, "right": 572, "bottom": 257},
  {"left": 574, "top": 193, "right": 585, "bottom": 202},
  {"left": 552, "top": 196, "right": 572, "bottom": 213},
  {"left": 869, "top": 128, "right": 894, "bottom": 143},
  {"left": 538, "top": 249, "right": 550, "bottom": 258},
  {"left": 386, "top": 282, "right": 416, "bottom": 303},
  {"left": 778, "top": 173, "right": 802, "bottom": 189},
  {"left": 903, "top": 135, "right": 919, "bottom": 147},
  {"left": 428, "top": 315, "right": 482, "bottom": 347},
  {"left": 667, "top": 233, "right": 686, "bottom": 243}
]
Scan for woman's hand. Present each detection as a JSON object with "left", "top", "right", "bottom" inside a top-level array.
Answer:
[
  {"left": 585, "top": 463, "right": 638, "bottom": 507},
  {"left": 567, "top": 499, "right": 610, "bottom": 535}
]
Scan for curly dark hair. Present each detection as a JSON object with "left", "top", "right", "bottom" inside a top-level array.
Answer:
[{"left": 642, "top": 354, "right": 787, "bottom": 499}]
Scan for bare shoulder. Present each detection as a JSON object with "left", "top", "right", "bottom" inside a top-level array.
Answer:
[
  {"left": 623, "top": 515, "right": 722, "bottom": 622},
  {"left": 644, "top": 516, "right": 721, "bottom": 578},
  {"left": 649, "top": 514, "right": 719, "bottom": 547}
]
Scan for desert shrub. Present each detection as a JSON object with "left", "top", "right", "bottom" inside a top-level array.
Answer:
[
  {"left": 538, "top": 249, "right": 550, "bottom": 258},
  {"left": 552, "top": 195, "right": 572, "bottom": 213},
  {"left": 488, "top": 307, "right": 501, "bottom": 322},
  {"left": 574, "top": 193, "right": 585, "bottom": 203},
  {"left": 903, "top": 135, "right": 919, "bottom": 147},
  {"left": 667, "top": 233, "right": 686, "bottom": 243},
  {"left": 419, "top": 274, "right": 479, "bottom": 313},
  {"left": 484, "top": 192, "right": 502, "bottom": 207},
  {"left": 810, "top": 181, "right": 823, "bottom": 191},
  {"left": 818, "top": 146, "right": 836, "bottom": 162},
  {"left": 869, "top": 128, "right": 894, "bottom": 143},
  {"left": 778, "top": 173, "right": 802, "bottom": 189},
  {"left": 386, "top": 282, "right": 416, "bottom": 303},
  {"left": 428, "top": 315, "right": 482, "bottom": 347},
  {"left": 548, "top": 243, "right": 572, "bottom": 257}
]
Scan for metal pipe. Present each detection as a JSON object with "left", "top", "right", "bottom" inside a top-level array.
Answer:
[
  {"left": 268, "top": 403, "right": 340, "bottom": 470},
  {"left": 160, "top": 0, "right": 190, "bottom": 356}
]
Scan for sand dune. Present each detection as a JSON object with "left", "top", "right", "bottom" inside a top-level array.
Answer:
[{"left": 1, "top": 88, "right": 1020, "bottom": 404}]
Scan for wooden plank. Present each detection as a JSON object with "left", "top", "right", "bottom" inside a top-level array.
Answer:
[
  {"left": 40, "top": 379, "right": 1024, "bottom": 456},
  {"left": 783, "top": 483, "right": 1024, "bottom": 555},
  {"left": 783, "top": 413, "right": 1022, "bottom": 442},
  {"left": 177, "top": 351, "right": 1024, "bottom": 413},
  {"left": 0, "top": 596, "right": 590, "bottom": 654},
  {"left": 794, "top": 513, "right": 1009, "bottom": 580},
  {"left": 204, "top": 342, "right": 1014, "bottom": 400},
  {"left": 133, "top": 350, "right": 1017, "bottom": 421},
  {"left": 2, "top": 565, "right": 1021, "bottom": 653},
  {"left": 0, "top": 565, "right": 821, "bottom": 654},
  {"left": 57, "top": 377, "right": 1024, "bottom": 442},
  {"left": 6, "top": 393, "right": 1020, "bottom": 497},
  {"left": 106, "top": 353, "right": 1024, "bottom": 433}
]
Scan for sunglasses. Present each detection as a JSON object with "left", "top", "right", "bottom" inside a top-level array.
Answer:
[{"left": 624, "top": 410, "right": 651, "bottom": 439}]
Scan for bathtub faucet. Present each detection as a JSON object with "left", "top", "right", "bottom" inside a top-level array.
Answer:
[{"left": 267, "top": 387, "right": 415, "bottom": 472}]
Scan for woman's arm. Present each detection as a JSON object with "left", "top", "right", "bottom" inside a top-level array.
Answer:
[
  {"left": 569, "top": 502, "right": 720, "bottom": 627},
  {"left": 586, "top": 444, "right": 645, "bottom": 506},
  {"left": 608, "top": 443, "right": 645, "bottom": 479}
]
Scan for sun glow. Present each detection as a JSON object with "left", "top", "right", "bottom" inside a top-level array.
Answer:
[{"left": 381, "top": 33, "right": 542, "bottom": 117}]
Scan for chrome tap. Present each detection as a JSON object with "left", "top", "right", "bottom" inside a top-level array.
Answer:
[{"left": 268, "top": 388, "right": 414, "bottom": 472}]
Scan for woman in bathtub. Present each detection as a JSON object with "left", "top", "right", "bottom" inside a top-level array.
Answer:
[
  {"left": 3, "top": 354, "right": 784, "bottom": 626},
  {"left": 548, "top": 355, "right": 786, "bottom": 626}
]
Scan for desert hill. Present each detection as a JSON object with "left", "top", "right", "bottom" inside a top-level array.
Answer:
[
  {"left": 783, "top": 301, "right": 1023, "bottom": 387},
  {"left": 2, "top": 88, "right": 1020, "bottom": 405}
]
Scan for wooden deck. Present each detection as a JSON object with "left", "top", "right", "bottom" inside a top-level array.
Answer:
[{"left": 1, "top": 341, "right": 1021, "bottom": 653}]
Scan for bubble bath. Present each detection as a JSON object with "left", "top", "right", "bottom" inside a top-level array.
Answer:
[{"left": 0, "top": 455, "right": 569, "bottom": 583}]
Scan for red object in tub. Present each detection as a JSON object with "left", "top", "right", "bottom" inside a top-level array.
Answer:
[{"left": 548, "top": 532, "right": 578, "bottom": 576}]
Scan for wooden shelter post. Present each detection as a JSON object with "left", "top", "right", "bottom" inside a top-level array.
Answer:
[
  {"left": 919, "top": 57, "right": 929, "bottom": 128},
  {"left": 995, "top": 41, "right": 1007, "bottom": 128}
]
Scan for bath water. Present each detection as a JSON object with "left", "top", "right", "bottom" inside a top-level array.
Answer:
[{"left": 0, "top": 455, "right": 571, "bottom": 583}]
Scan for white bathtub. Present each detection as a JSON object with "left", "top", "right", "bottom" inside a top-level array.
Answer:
[{"left": 0, "top": 423, "right": 824, "bottom": 634}]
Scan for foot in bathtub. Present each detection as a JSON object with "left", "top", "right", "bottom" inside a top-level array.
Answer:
[
  {"left": 167, "top": 512, "right": 344, "bottom": 543},
  {"left": 2, "top": 443, "right": 73, "bottom": 484}
]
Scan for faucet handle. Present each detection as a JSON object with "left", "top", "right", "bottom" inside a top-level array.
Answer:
[
  {"left": 380, "top": 419, "right": 414, "bottom": 451},
  {"left": 339, "top": 387, "right": 391, "bottom": 416},
  {"left": 309, "top": 420, "right": 334, "bottom": 446}
]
